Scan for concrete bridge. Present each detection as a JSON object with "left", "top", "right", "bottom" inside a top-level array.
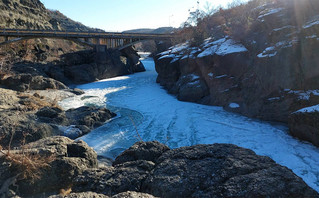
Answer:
[{"left": 0, "top": 29, "right": 173, "bottom": 51}]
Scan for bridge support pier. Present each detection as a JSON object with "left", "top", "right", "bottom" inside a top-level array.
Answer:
[{"left": 95, "top": 45, "right": 107, "bottom": 53}]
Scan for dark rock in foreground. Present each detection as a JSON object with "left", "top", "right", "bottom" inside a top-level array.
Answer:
[
  {"left": 49, "top": 191, "right": 157, "bottom": 198},
  {"left": 73, "top": 141, "right": 318, "bottom": 198}
]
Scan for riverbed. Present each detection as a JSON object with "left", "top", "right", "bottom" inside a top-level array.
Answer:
[{"left": 59, "top": 58, "right": 319, "bottom": 192}]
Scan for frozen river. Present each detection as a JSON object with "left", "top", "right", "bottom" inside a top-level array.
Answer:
[{"left": 60, "top": 58, "right": 319, "bottom": 192}]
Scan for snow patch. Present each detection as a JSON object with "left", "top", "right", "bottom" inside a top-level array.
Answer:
[
  {"left": 268, "top": 97, "right": 281, "bottom": 101},
  {"left": 229, "top": 103, "right": 240, "bottom": 108},
  {"left": 215, "top": 74, "right": 228, "bottom": 79},
  {"left": 216, "top": 39, "right": 248, "bottom": 56},
  {"left": 306, "top": 35, "right": 318, "bottom": 39},
  {"left": 258, "top": 47, "right": 277, "bottom": 58},
  {"left": 198, "top": 45, "right": 218, "bottom": 57},
  {"left": 258, "top": 8, "right": 284, "bottom": 19},
  {"left": 303, "top": 20, "right": 319, "bottom": 29},
  {"left": 170, "top": 42, "right": 190, "bottom": 53},
  {"left": 285, "top": 89, "right": 319, "bottom": 100},
  {"left": 273, "top": 25, "right": 295, "bottom": 32},
  {"left": 295, "top": 104, "right": 319, "bottom": 113},
  {"left": 158, "top": 54, "right": 176, "bottom": 60}
]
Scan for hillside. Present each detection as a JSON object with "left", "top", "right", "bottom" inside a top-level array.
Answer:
[
  {"left": 123, "top": 27, "right": 176, "bottom": 34},
  {"left": 0, "top": 0, "right": 104, "bottom": 31},
  {"left": 47, "top": 10, "right": 104, "bottom": 32}
]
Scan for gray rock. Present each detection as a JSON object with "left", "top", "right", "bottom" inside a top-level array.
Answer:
[
  {"left": 49, "top": 192, "right": 109, "bottom": 198},
  {"left": 15, "top": 136, "right": 98, "bottom": 196},
  {"left": 289, "top": 111, "right": 319, "bottom": 147},
  {"left": 112, "top": 191, "right": 157, "bottom": 198},
  {"left": 142, "top": 144, "right": 319, "bottom": 198},
  {"left": 113, "top": 141, "right": 170, "bottom": 166},
  {"left": 73, "top": 160, "right": 155, "bottom": 196}
]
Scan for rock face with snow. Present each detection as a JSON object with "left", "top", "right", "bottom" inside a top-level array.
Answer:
[
  {"left": 154, "top": 0, "right": 319, "bottom": 146},
  {"left": 72, "top": 141, "right": 318, "bottom": 197},
  {"left": 289, "top": 107, "right": 319, "bottom": 147}
]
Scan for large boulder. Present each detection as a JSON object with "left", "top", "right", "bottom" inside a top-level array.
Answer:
[
  {"left": 113, "top": 141, "right": 170, "bottom": 166},
  {"left": 49, "top": 191, "right": 156, "bottom": 198},
  {"left": 1, "top": 74, "right": 67, "bottom": 91},
  {"left": 142, "top": 144, "right": 318, "bottom": 198},
  {"left": 72, "top": 141, "right": 318, "bottom": 198},
  {"left": 289, "top": 107, "right": 319, "bottom": 147}
]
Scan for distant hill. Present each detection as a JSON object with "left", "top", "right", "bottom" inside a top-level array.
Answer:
[
  {"left": 123, "top": 27, "right": 176, "bottom": 34},
  {"left": 48, "top": 10, "right": 104, "bottom": 32},
  {"left": 0, "top": 0, "right": 103, "bottom": 32}
]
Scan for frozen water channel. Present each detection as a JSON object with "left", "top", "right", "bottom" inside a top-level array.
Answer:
[{"left": 60, "top": 58, "right": 319, "bottom": 192}]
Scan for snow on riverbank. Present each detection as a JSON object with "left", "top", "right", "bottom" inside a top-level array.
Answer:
[{"left": 60, "top": 58, "right": 319, "bottom": 192}]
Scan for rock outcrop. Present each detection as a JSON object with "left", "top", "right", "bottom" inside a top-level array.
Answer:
[
  {"left": 0, "top": 88, "right": 115, "bottom": 147},
  {"left": 71, "top": 141, "right": 318, "bottom": 197},
  {"left": 154, "top": 0, "right": 319, "bottom": 146},
  {"left": 289, "top": 106, "right": 319, "bottom": 147},
  {"left": 45, "top": 48, "right": 145, "bottom": 85}
]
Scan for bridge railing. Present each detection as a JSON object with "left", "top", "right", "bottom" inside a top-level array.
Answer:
[{"left": 0, "top": 29, "right": 174, "bottom": 40}]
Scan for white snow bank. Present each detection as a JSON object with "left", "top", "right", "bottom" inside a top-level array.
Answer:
[
  {"left": 268, "top": 97, "right": 281, "bottom": 101},
  {"left": 198, "top": 38, "right": 247, "bottom": 57},
  {"left": 229, "top": 103, "right": 240, "bottom": 108},
  {"left": 158, "top": 50, "right": 171, "bottom": 56},
  {"left": 258, "top": 8, "right": 284, "bottom": 19},
  {"left": 273, "top": 25, "right": 295, "bottom": 32},
  {"left": 158, "top": 54, "right": 176, "bottom": 60},
  {"left": 285, "top": 89, "right": 319, "bottom": 100},
  {"left": 295, "top": 104, "right": 319, "bottom": 113},
  {"left": 170, "top": 42, "right": 189, "bottom": 53},
  {"left": 198, "top": 45, "right": 218, "bottom": 58},
  {"left": 215, "top": 74, "right": 228, "bottom": 79},
  {"left": 216, "top": 39, "right": 248, "bottom": 56},
  {"left": 303, "top": 20, "right": 319, "bottom": 29}
]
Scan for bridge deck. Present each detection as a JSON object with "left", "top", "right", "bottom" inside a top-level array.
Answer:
[{"left": 0, "top": 29, "right": 173, "bottom": 40}]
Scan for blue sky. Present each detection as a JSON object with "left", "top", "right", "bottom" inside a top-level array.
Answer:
[{"left": 40, "top": 0, "right": 244, "bottom": 32}]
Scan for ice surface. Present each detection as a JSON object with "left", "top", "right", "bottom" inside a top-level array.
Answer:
[{"left": 60, "top": 59, "right": 319, "bottom": 192}]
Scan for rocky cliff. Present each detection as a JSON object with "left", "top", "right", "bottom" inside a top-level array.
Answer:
[{"left": 154, "top": 0, "right": 319, "bottom": 146}]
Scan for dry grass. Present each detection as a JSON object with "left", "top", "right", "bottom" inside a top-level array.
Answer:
[
  {"left": 18, "top": 93, "right": 61, "bottom": 111},
  {"left": 0, "top": 131, "right": 55, "bottom": 184},
  {"left": 0, "top": 148, "right": 55, "bottom": 182}
]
